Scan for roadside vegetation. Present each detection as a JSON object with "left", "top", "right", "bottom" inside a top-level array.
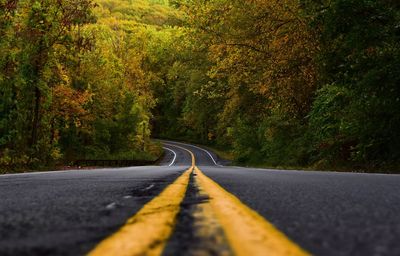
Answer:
[
  {"left": 0, "top": 0, "right": 173, "bottom": 172},
  {"left": 1, "top": 0, "right": 400, "bottom": 172}
]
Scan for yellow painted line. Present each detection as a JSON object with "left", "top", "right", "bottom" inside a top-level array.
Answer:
[
  {"left": 88, "top": 166, "right": 193, "bottom": 256},
  {"left": 89, "top": 143, "right": 308, "bottom": 256},
  {"left": 163, "top": 143, "right": 196, "bottom": 167},
  {"left": 194, "top": 166, "right": 310, "bottom": 256}
]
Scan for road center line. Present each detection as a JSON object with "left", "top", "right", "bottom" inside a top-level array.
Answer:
[
  {"left": 88, "top": 167, "right": 193, "bottom": 256},
  {"left": 89, "top": 143, "right": 308, "bottom": 256},
  {"left": 163, "top": 140, "right": 222, "bottom": 166},
  {"left": 164, "top": 143, "right": 196, "bottom": 166},
  {"left": 164, "top": 144, "right": 308, "bottom": 255},
  {"left": 194, "top": 166, "right": 310, "bottom": 256}
]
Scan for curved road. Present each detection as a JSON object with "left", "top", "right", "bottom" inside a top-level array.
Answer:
[{"left": 0, "top": 141, "right": 399, "bottom": 255}]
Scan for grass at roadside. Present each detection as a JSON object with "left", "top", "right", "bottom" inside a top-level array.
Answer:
[
  {"left": 157, "top": 138, "right": 399, "bottom": 173},
  {"left": 196, "top": 143, "right": 387, "bottom": 173},
  {"left": 62, "top": 141, "right": 164, "bottom": 169},
  {"left": 200, "top": 145, "right": 235, "bottom": 162},
  {"left": 0, "top": 142, "right": 164, "bottom": 174}
]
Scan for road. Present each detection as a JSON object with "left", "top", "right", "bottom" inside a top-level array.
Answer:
[{"left": 1, "top": 141, "right": 400, "bottom": 255}]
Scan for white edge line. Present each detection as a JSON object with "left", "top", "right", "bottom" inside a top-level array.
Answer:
[
  {"left": 0, "top": 169, "right": 75, "bottom": 177},
  {"left": 165, "top": 141, "right": 223, "bottom": 167},
  {"left": 0, "top": 165, "right": 157, "bottom": 178},
  {"left": 162, "top": 147, "right": 177, "bottom": 167}
]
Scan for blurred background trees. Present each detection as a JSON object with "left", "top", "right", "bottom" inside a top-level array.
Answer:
[
  {"left": 0, "top": 0, "right": 176, "bottom": 171},
  {"left": 1, "top": 0, "right": 399, "bottom": 172},
  {"left": 153, "top": 0, "right": 400, "bottom": 171}
]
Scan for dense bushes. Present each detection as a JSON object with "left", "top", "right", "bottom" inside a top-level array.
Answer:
[{"left": 309, "top": 0, "right": 400, "bottom": 169}]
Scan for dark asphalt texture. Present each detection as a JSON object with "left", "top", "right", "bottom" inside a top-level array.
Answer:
[
  {"left": 0, "top": 166, "right": 186, "bottom": 255},
  {"left": 162, "top": 141, "right": 400, "bottom": 256},
  {"left": 202, "top": 167, "right": 400, "bottom": 256},
  {"left": 1, "top": 141, "right": 400, "bottom": 255}
]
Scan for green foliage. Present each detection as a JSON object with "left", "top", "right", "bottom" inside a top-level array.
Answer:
[
  {"left": 0, "top": 0, "right": 97, "bottom": 171},
  {"left": 153, "top": 0, "right": 400, "bottom": 171},
  {"left": 2, "top": 0, "right": 400, "bottom": 172},
  {"left": 0, "top": 0, "right": 177, "bottom": 172},
  {"left": 309, "top": 0, "right": 400, "bottom": 168},
  {"left": 308, "top": 85, "right": 355, "bottom": 164}
]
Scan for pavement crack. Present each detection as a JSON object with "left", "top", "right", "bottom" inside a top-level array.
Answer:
[{"left": 163, "top": 171, "right": 233, "bottom": 256}]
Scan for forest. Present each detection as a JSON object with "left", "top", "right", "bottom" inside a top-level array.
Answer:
[{"left": 1, "top": 0, "right": 400, "bottom": 172}]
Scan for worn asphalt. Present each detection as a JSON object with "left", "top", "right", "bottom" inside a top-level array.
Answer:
[{"left": 1, "top": 141, "right": 400, "bottom": 255}]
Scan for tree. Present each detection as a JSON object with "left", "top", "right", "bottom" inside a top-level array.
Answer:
[
  {"left": 0, "top": 0, "right": 96, "bottom": 170},
  {"left": 309, "top": 0, "right": 400, "bottom": 168}
]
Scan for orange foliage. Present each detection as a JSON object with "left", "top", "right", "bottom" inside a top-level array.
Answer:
[{"left": 51, "top": 84, "right": 92, "bottom": 127}]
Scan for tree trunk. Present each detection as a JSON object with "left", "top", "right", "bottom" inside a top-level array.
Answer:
[{"left": 30, "top": 86, "right": 41, "bottom": 148}]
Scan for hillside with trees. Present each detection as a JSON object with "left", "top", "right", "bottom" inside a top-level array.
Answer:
[
  {"left": 1, "top": 0, "right": 399, "bottom": 172},
  {"left": 0, "top": 0, "right": 180, "bottom": 171}
]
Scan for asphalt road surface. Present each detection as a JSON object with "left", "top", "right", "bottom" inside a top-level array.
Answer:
[{"left": 1, "top": 141, "right": 400, "bottom": 255}]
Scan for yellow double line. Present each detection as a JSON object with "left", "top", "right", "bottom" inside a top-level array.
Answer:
[{"left": 89, "top": 146, "right": 309, "bottom": 256}]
